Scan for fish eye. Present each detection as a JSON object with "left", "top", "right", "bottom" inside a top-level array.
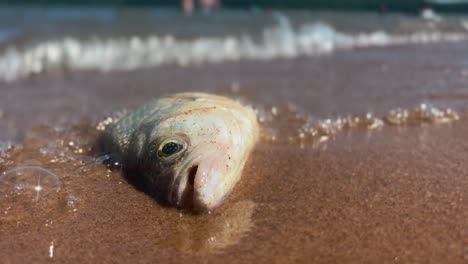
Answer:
[{"left": 157, "top": 139, "right": 184, "bottom": 158}]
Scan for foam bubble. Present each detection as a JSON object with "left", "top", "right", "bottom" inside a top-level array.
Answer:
[
  {"left": 384, "top": 104, "right": 460, "bottom": 125},
  {"left": 0, "top": 166, "right": 66, "bottom": 221},
  {"left": 0, "top": 141, "right": 14, "bottom": 154},
  {"left": 259, "top": 103, "right": 461, "bottom": 145}
]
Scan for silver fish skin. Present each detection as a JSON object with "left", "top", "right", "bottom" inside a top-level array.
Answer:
[{"left": 102, "top": 92, "right": 259, "bottom": 211}]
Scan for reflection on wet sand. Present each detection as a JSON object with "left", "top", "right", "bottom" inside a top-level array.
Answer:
[{"left": 165, "top": 200, "right": 256, "bottom": 255}]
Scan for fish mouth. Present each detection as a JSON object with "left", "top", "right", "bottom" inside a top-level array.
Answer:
[
  {"left": 172, "top": 159, "right": 224, "bottom": 212},
  {"left": 177, "top": 164, "right": 198, "bottom": 209},
  {"left": 170, "top": 162, "right": 199, "bottom": 210},
  {"left": 171, "top": 151, "right": 232, "bottom": 212}
]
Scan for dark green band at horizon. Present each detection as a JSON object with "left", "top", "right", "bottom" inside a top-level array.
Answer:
[{"left": 1, "top": 1, "right": 468, "bottom": 13}]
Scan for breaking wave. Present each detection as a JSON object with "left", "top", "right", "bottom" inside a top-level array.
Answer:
[{"left": 0, "top": 13, "right": 467, "bottom": 82}]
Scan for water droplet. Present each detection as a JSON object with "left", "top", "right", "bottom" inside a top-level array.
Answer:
[
  {"left": 49, "top": 241, "right": 55, "bottom": 258},
  {"left": 0, "top": 166, "right": 66, "bottom": 221},
  {"left": 230, "top": 81, "right": 240, "bottom": 93},
  {"left": 271, "top": 106, "right": 278, "bottom": 116},
  {"left": 384, "top": 104, "right": 460, "bottom": 125},
  {"left": 0, "top": 141, "right": 13, "bottom": 151}
]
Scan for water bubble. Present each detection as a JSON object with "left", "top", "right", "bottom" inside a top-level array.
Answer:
[
  {"left": 49, "top": 241, "right": 55, "bottom": 258},
  {"left": 384, "top": 104, "right": 460, "bottom": 125},
  {"left": 66, "top": 194, "right": 79, "bottom": 212},
  {"left": 230, "top": 81, "right": 240, "bottom": 93},
  {"left": 0, "top": 166, "right": 66, "bottom": 221},
  {"left": 96, "top": 116, "right": 115, "bottom": 131},
  {"left": 0, "top": 141, "right": 14, "bottom": 153}
]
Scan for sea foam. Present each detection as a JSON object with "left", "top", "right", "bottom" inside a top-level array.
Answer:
[{"left": 0, "top": 13, "right": 467, "bottom": 82}]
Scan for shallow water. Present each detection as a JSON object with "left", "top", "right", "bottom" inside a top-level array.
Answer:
[{"left": 1, "top": 8, "right": 468, "bottom": 263}]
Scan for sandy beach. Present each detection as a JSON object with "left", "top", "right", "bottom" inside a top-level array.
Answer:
[{"left": 0, "top": 9, "right": 467, "bottom": 263}]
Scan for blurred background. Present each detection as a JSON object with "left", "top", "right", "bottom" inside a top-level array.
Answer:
[
  {"left": 1, "top": 0, "right": 468, "bottom": 12},
  {"left": 1, "top": 0, "right": 468, "bottom": 84}
]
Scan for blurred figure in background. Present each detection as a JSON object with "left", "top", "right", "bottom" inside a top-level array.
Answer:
[
  {"left": 182, "top": 0, "right": 220, "bottom": 15},
  {"left": 199, "top": 0, "right": 221, "bottom": 13},
  {"left": 182, "top": 0, "right": 195, "bottom": 15}
]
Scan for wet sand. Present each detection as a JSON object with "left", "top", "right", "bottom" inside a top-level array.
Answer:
[{"left": 1, "top": 41, "right": 468, "bottom": 263}]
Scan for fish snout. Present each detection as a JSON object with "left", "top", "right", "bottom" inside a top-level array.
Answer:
[
  {"left": 174, "top": 155, "right": 232, "bottom": 212},
  {"left": 193, "top": 159, "right": 227, "bottom": 211}
]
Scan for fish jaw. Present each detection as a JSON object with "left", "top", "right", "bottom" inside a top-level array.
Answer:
[{"left": 173, "top": 145, "right": 246, "bottom": 212}]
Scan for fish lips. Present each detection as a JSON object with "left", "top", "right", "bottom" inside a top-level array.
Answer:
[
  {"left": 171, "top": 158, "right": 228, "bottom": 212},
  {"left": 170, "top": 162, "right": 199, "bottom": 210}
]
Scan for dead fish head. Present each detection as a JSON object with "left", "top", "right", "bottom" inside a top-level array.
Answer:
[{"left": 137, "top": 95, "right": 258, "bottom": 212}]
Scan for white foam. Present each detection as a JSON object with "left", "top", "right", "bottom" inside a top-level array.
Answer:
[
  {"left": 0, "top": 14, "right": 467, "bottom": 82},
  {"left": 420, "top": 8, "right": 443, "bottom": 22},
  {"left": 0, "top": 141, "right": 13, "bottom": 154},
  {"left": 461, "top": 20, "right": 468, "bottom": 30}
]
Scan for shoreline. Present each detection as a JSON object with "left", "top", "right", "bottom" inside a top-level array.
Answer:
[{"left": 1, "top": 40, "right": 467, "bottom": 263}]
